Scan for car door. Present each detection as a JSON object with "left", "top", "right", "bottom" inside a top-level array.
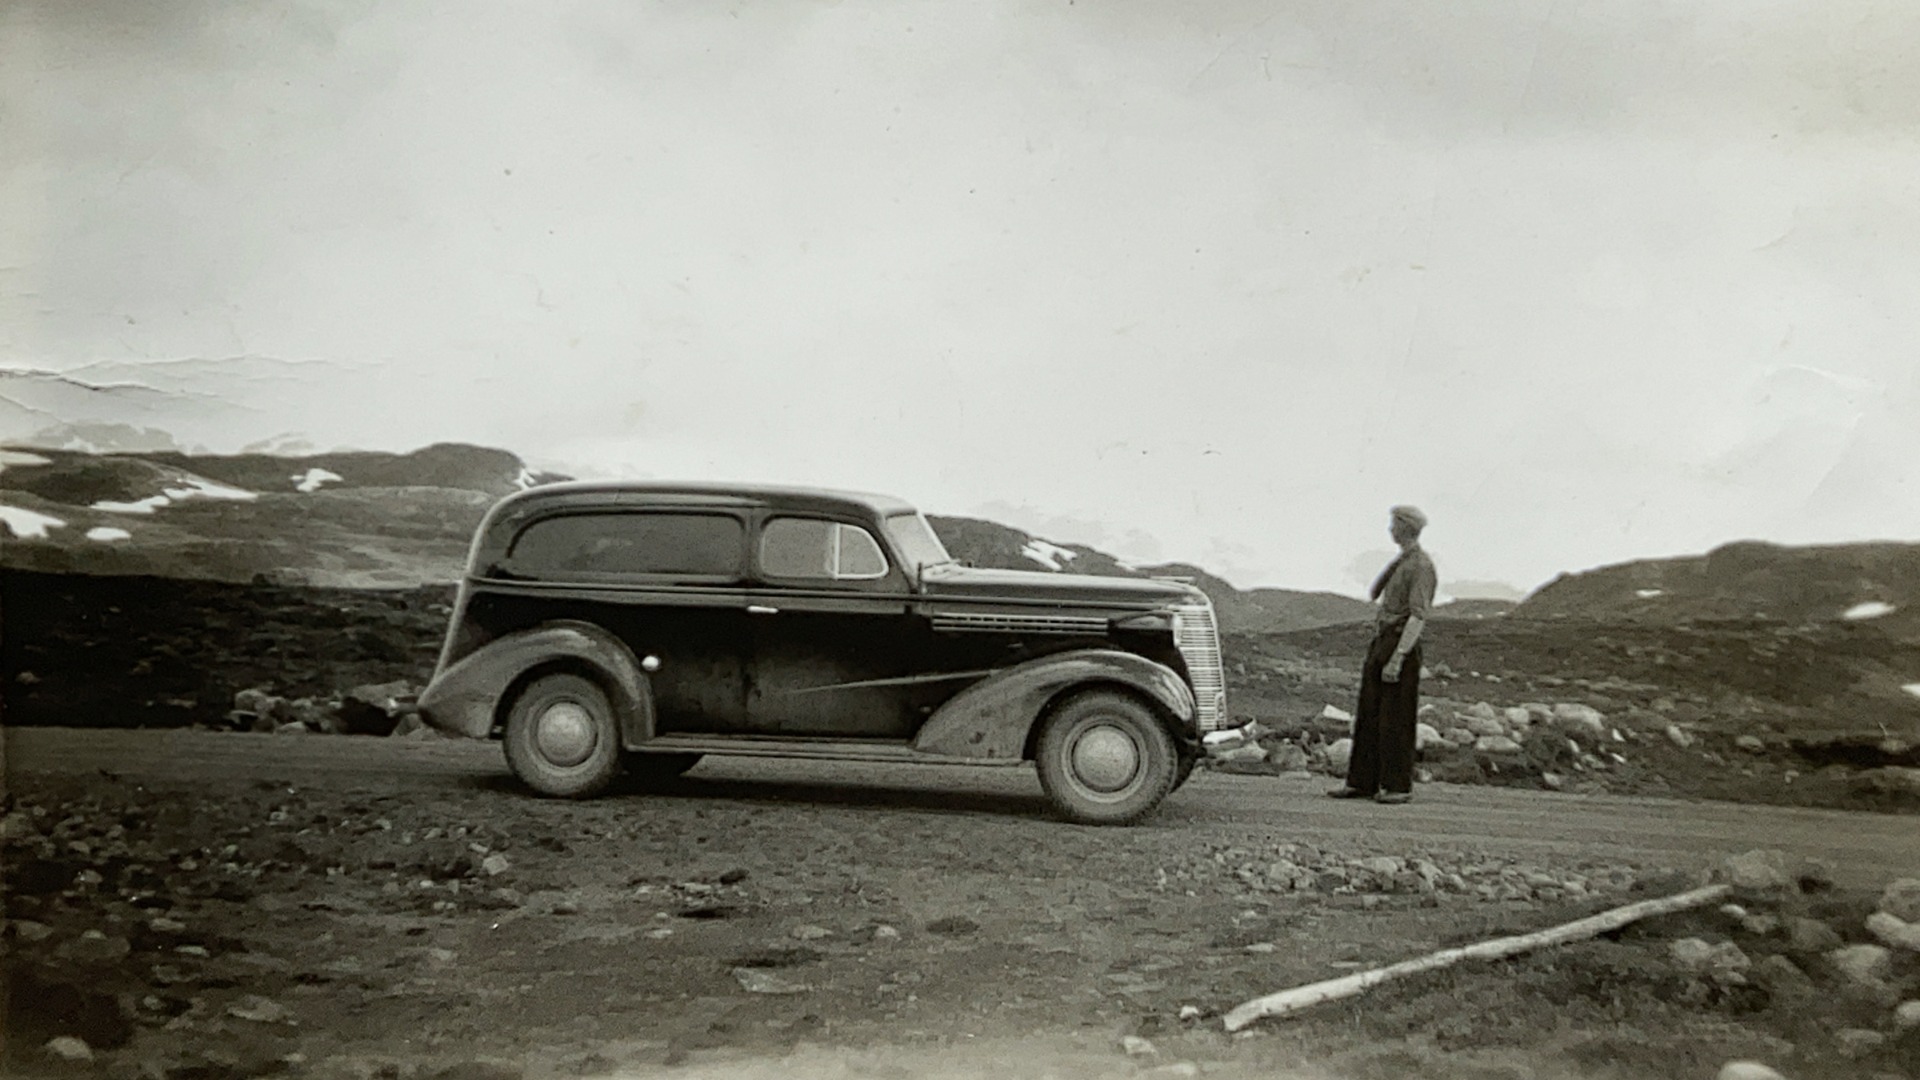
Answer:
[
  {"left": 744, "top": 513, "right": 922, "bottom": 737},
  {"left": 498, "top": 507, "right": 753, "bottom": 733}
]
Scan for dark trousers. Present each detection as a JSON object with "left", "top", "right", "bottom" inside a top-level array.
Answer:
[{"left": 1346, "top": 624, "right": 1422, "bottom": 795}]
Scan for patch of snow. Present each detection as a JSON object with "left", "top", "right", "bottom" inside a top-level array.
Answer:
[
  {"left": 0, "top": 450, "right": 51, "bottom": 473},
  {"left": 92, "top": 495, "right": 172, "bottom": 514},
  {"left": 86, "top": 526, "right": 132, "bottom": 542},
  {"left": 160, "top": 477, "right": 257, "bottom": 503},
  {"left": 1636, "top": 589, "right": 1665, "bottom": 599},
  {"left": 1019, "top": 539, "right": 1078, "bottom": 571},
  {"left": 1905, "top": 683, "right": 1920, "bottom": 699},
  {"left": 291, "top": 467, "right": 343, "bottom": 493},
  {"left": 0, "top": 505, "right": 67, "bottom": 539},
  {"left": 1843, "top": 601, "right": 1896, "bottom": 621}
]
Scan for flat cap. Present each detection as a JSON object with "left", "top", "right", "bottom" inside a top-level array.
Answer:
[{"left": 1390, "top": 505, "right": 1428, "bottom": 529}]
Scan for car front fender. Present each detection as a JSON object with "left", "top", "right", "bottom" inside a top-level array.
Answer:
[
  {"left": 911, "top": 649, "right": 1196, "bottom": 761},
  {"left": 416, "top": 620, "right": 654, "bottom": 747}
]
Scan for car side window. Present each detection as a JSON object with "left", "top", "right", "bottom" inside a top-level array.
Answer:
[
  {"left": 507, "top": 512, "right": 744, "bottom": 578},
  {"left": 759, "top": 518, "right": 889, "bottom": 581}
]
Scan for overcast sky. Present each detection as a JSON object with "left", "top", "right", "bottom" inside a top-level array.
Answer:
[{"left": 3, "top": 0, "right": 1916, "bottom": 597}]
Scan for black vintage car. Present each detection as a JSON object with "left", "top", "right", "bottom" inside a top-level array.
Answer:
[{"left": 417, "top": 482, "right": 1230, "bottom": 824}]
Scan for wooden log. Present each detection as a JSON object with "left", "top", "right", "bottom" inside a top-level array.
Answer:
[{"left": 1222, "top": 882, "right": 1731, "bottom": 1032}]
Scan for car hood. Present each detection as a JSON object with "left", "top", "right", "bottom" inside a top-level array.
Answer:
[{"left": 918, "top": 564, "right": 1205, "bottom": 607}]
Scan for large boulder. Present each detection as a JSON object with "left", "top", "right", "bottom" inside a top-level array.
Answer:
[
  {"left": 337, "top": 680, "right": 418, "bottom": 736},
  {"left": 1550, "top": 703, "right": 1607, "bottom": 738}
]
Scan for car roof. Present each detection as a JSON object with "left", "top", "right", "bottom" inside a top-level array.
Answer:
[{"left": 499, "top": 479, "right": 921, "bottom": 518}]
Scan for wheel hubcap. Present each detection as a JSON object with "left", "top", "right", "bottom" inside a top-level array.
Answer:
[
  {"left": 1071, "top": 724, "right": 1140, "bottom": 793},
  {"left": 535, "top": 701, "right": 597, "bottom": 767}
]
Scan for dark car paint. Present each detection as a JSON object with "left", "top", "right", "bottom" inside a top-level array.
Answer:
[{"left": 420, "top": 482, "right": 1216, "bottom": 761}]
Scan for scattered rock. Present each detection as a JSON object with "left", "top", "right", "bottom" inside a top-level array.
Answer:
[
  {"left": 1551, "top": 703, "right": 1606, "bottom": 737},
  {"left": 790, "top": 925, "right": 833, "bottom": 941},
  {"left": 1836, "top": 1028, "right": 1887, "bottom": 1059},
  {"left": 1740, "top": 914, "right": 1780, "bottom": 936},
  {"left": 1753, "top": 955, "right": 1813, "bottom": 997},
  {"left": 1503, "top": 707, "right": 1533, "bottom": 729},
  {"left": 732, "top": 968, "right": 809, "bottom": 995},
  {"left": 925, "top": 916, "right": 979, "bottom": 936},
  {"left": 1670, "top": 938, "right": 1751, "bottom": 983},
  {"left": 1414, "top": 723, "right": 1444, "bottom": 751},
  {"left": 1465, "top": 715, "right": 1507, "bottom": 738},
  {"left": 44, "top": 1037, "right": 94, "bottom": 1063},
  {"left": 1540, "top": 772, "right": 1564, "bottom": 791},
  {"left": 226, "top": 995, "right": 292, "bottom": 1024},
  {"left": 1666, "top": 724, "right": 1695, "bottom": 748},
  {"left": 1880, "top": 878, "right": 1920, "bottom": 923},
  {"left": 1473, "top": 735, "right": 1523, "bottom": 756},
  {"left": 424, "top": 1062, "right": 524, "bottom": 1080},
  {"left": 1734, "top": 735, "right": 1766, "bottom": 753},
  {"left": 1325, "top": 738, "right": 1353, "bottom": 776},
  {"left": 1715, "top": 1064, "right": 1786, "bottom": 1080},
  {"left": 1144, "top": 1065, "right": 1200, "bottom": 1079},
  {"left": 1866, "top": 912, "right": 1920, "bottom": 952},
  {"left": 1894, "top": 1000, "right": 1920, "bottom": 1033},
  {"left": 481, "top": 854, "right": 512, "bottom": 877},
  {"left": 1785, "top": 917, "right": 1844, "bottom": 954},
  {"left": 1121, "top": 1035, "right": 1158, "bottom": 1058},
  {"left": 1850, "top": 767, "right": 1920, "bottom": 803},
  {"left": 11, "top": 919, "right": 54, "bottom": 943},
  {"left": 1722, "top": 849, "right": 1791, "bottom": 893},
  {"left": 1827, "top": 943, "right": 1894, "bottom": 986},
  {"left": 54, "top": 934, "right": 132, "bottom": 967}
]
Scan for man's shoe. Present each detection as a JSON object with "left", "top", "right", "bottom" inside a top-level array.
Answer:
[
  {"left": 1326, "top": 786, "right": 1372, "bottom": 799},
  {"left": 1373, "top": 791, "right": 1413, "bottom": 805}
]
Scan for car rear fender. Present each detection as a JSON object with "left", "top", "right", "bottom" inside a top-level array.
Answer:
[
  {"left": 417, "top": 620, "right": 655, "bottom": 747},
  {"left": 911, "top": 649, "right": 1196, "bottom": 761}
]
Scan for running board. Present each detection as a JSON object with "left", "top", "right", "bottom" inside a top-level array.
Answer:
[{"left": 630, "top": 734, "right": 1028, "bottom": 767}]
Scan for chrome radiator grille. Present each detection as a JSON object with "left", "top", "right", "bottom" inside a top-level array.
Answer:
[{"left": 1172, "top": 601, "right": 1228, "bottom": 732}]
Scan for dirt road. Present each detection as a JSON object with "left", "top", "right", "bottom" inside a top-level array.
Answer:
[
  {"left": 7, "top": 729, "right": 1915, "bottom": 888},
  {"left": 6, "top": 729, "right": 1917, "bottom": 1080}
]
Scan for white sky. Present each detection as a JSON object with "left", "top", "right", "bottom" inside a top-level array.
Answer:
[{"left": 3, "top": 0, "right": 1917, "bottom": 597}]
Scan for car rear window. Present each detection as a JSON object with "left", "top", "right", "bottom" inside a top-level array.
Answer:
[{"left": 507, "top": 512, "right": 745, "bottom": 578}]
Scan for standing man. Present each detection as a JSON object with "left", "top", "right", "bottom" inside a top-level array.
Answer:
[{"left": 1329, "top": 505, "right": 1437, "bottom": 805}]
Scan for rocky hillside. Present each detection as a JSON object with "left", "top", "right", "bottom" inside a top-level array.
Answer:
[
  {"left": 1516, "top": 540, "right": 1920, "bottom": 641},
  {"left": 0, "top": 444, "right": 1383, "bottom": 633},
  {"left": 0, "top": 444, "right": 527, "bottom": 589}
]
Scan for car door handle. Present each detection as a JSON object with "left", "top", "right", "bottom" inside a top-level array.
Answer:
[{"left": 746, "top": 605, "right": 780, "bottom": 616}]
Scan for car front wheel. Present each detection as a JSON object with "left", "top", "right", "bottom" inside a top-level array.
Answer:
[
  {"left": 503, "top": 672, "right": 622, "bottom": 798},
  {"left": 1034, "top": 690, "right": 1179, "bottom": 825}
]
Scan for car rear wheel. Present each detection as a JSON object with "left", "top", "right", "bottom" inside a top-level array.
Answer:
[
  {"left": 1035, "top": 690, "right": 1178, "bottom": 825},
  {"left": 503, "top": 673, "right": 622, "bottom": 798},
  {"left": 624, "top": 752, "right": 702, "bottom": 788}
]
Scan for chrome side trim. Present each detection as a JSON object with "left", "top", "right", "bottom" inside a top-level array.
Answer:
[{"left": 930, "top": 612, "right": 1110, "bottom": 635}]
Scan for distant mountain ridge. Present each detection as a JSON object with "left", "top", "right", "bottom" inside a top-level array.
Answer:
[
  {"left": 9, "top": 442, "right": 1906, "bottom": 639},
  {"left": 1515, "top": 539, "right": 1920, "bottom": 637}
]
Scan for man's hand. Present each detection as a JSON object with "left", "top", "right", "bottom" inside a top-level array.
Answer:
[{"left": 1381, "top": 654, "right": 1404, "bottom": 682}]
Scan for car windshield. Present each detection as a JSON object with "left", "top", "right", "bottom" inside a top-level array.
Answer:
[{"left": 884, "top": 512, "right": 955, "bottom": 573}]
